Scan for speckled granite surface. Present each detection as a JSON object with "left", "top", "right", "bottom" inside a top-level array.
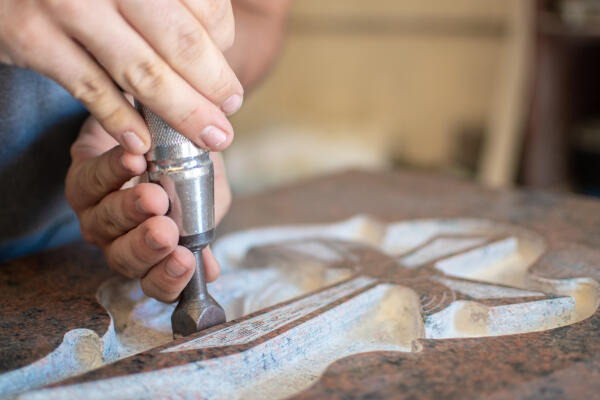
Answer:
[
  {"left": 0, "top": 244, "right": 111, "bottom": 372},
  {"left": 2, "top": 170, "right": 600, "bottom": 399}
]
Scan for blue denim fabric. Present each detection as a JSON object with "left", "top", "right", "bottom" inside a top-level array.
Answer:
[{"left": 0, "top": 64, "right": 87, "bottom": 261}]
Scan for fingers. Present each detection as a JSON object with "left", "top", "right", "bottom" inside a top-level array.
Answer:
[
  {"left": 140, "top": 246, "right": 220, "bottom": 302},
  {"left": 47, "top": 1, "right": 237, "bottom": 151},
  {"left": 79, "top": 183, "right": 169, "bottom": 245},
  {"left": 180, "top": 0, "right": 235, "bottom": 51},
  {"left": 202, "top": 247, "right": 222, "bottom": 282},
  {"left": 140, "top": 246, "right": 196, "bottom": 302},
  {"left": 13, "top": 10, "right": 151, "bottom": 154},
  {"left": 104, "top": 216, "right": 179, "bottom": 279},
  {"left": 70, "top": 117, "right": 121, "bottom": 159},
  {"left": 119, "top": 0, "right": 243, "bottom": 111},
  {"left": 66, "top": 145, "right": 146, "bottom": 211}
]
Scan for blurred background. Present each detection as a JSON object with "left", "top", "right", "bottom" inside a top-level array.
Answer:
[{"left": 227, "top": 0, "right": 600, "bottom": 196}]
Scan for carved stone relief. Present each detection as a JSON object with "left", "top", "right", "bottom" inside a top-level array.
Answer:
[
  {"left": 3, "top": 171, "right": 600, "bottom": 399},
  {"left": 3, "top": 216, "right": 598, "bottom": 399}
]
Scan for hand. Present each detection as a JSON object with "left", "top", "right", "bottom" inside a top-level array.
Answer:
[
  {"left": 66, "top": 116, "right": 232, "bottom": 302},
  {"left": 0, "top": 0, "right": 242, "bottom": 154}
]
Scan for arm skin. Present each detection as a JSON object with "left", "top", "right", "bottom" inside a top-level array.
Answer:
[{"left": 227, "top": 0, "right": 292, "bottom": 90}]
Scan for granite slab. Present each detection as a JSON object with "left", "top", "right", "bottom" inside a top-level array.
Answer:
[{"left": 1, "top": 170, "right": 600, "bottom": 399}]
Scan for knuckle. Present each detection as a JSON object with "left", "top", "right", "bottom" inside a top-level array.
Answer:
[
  {"left": 174, "top": 27, "right": 207, "bottom": 62},
  {"left": 122, "top": 59, "right": 166, "bottom": 97},
  {"left": 89, "top": 165, "right": 107, "bottom": 195},
  {"left": 210, "top": 71, "right": 237, "bottom": 101},
  {"left": 143, "top": 280, "right": 180, "bottom": 302},
  {"left": 71, "top": 75, "right": 109, "bottom": 106},
  {"left": 105, "top": 247, "right": 140, "bottom": 279},
  {"left": 105, "top": 210, "right": 123, "bottom": 235},
  {"left": 172, "top": 105, "right": 201, "bottom": 133},
  {"left": 95, "top": 202, "right": 122, "bottom": 237}
]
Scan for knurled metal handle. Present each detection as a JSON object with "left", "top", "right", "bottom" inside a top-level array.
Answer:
[{"left": 134, "top": 100, "right": 203, "bottom": 161}]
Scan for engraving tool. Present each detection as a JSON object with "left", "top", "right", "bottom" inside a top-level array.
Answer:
[{"left": 135, "top": 102, "right": 226, "bottom": 338}]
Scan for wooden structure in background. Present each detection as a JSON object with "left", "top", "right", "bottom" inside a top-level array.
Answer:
[
  {"left": 228, "top": 0, "right": 511, "bottom": 192},
  {"left": 478, "top": 0, "right": 535, "bottom": 188},
  {"left": 521, "top": 0, "right": 600, "bottom": 191}
]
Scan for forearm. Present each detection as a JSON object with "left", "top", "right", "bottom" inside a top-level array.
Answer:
[{"left": 226, "top": 0, "right": 292, "bottom": 91}]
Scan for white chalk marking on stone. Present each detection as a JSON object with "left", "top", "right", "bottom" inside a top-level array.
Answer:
[
  {"left": 425, "top": 297, "right": 576, "bottom": 339},
  {"left": 401, "top": 237, "right": 488, "bottom": 268},
  {"left": 164, "top": 276, "right": 377, "bottom": 352},
  {"left": 435, "top": 237, "right": 518, "bottom": 278},
  {"left": 5, "top": 216, "right": 600, "bottom": 400},
  {"left": 21, "top": 284, "right": 423, "bottom": 400},
  {"left": 433, "top": 276, "right": 545, "bottom": 299}
]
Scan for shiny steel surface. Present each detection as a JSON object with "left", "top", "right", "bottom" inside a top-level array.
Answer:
[
  {"left": 135, "top": 102, "right": 215, "bottom": 239},
  {"left": 136, "top": 101, "right": 225, "bottom": 336},
  {"left": 171, "top": 250, "right": 227, "bottom": 338},
  {"left": 135, "top": 101, "right": 202, "bottom": 161}
]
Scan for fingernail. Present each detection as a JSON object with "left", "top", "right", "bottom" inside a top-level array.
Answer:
[
  {"left": 122, "top": 131, "right": 146, "bottom": 153},
  {"left": 145, "top": 230, "right": 165, "bottom": 250},
  {"left": 221, "top": 94, "right": 243, "bottom": 116},
  {"left": 200, "top": 125, "right": 227, "bottom": 149},
  {"left": 165, "top": 258, "right": 187, "bottom": 278}
]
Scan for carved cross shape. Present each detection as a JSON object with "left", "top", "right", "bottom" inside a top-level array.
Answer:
[{"left": 19, "top": 217, "right": 598, "bottom": 400}]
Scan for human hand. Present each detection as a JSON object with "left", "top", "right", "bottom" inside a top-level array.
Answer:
[
  {"left": 0, "top": 0, "right": 242, "bottom": 154},
  {"left": 66, "top": 116, "right": 231, "bottom": 302}
]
